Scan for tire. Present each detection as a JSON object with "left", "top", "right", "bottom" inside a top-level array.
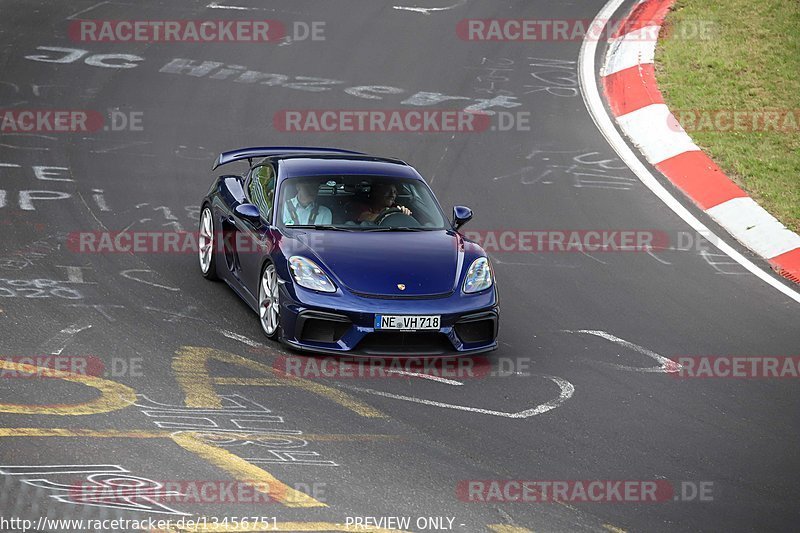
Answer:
[
  {"left": 258, "top": 262, "right": 282, "bottom": 340},
  {"left": 199, "top": 206, "right": 218, "bottom": 280}
]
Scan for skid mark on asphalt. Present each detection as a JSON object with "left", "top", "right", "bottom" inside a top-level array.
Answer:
[{"left": 563, "top": 330, "right": 681, "bottom": 373}]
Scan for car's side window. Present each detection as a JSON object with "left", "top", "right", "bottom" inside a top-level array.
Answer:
[{"left": 248, "top": 164, "right": 276, "bottom": 223}]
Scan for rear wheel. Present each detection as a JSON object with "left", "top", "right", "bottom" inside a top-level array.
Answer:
[
  {"left": 199, "top": 206, "right": 218, "bottom": 280},
  {"left": 258, "top": 263, "right": 281, "bottom": 340}
]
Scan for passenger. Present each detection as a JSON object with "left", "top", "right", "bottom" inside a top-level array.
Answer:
[{"left": 283, "top": 178, "right": 332, "bottom": 226}]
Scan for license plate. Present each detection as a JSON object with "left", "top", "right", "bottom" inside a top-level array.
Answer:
[{"left": 374, "top": 314, "right": 441, "bottom": 330}]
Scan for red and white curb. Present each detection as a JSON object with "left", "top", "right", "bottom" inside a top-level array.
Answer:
[{"left": 600, "top": 0, "right": 800, "bottom": 283}]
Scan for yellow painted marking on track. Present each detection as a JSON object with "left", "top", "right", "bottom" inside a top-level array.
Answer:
[
  {"left": 151, "top": 521, "right": 411, "bottom": 532},
  {"left": 0, "top": 429, "right": 389, "bottom": 508},
  {"left": 602, "top": 525, "right": 627, "bottom": 533},
  {"left": 173, "top": 346, "right": 225, "bottom": 408},
  {"left": 173, "top": 346, "right": 385, "bottom": 417},
  {"left": 0, "top": 359, "right": 136, "bottom": 415},
  {"left": 170, "top": 431, "right": 325, "bottom": 508},
  {"left": 487, "top": 525, "right": 535, "bottom": 533}
]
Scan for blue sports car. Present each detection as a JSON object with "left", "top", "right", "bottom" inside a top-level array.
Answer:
[{"left": 199, "top": 147, "right": 498, "bottom": 356}]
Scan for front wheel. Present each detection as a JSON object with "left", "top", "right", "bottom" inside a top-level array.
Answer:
[
  {"left": 258, "top": 263, "right": 281, "bottom": 340},
  {"left": 199, "top": 206, "right": 218, "bottom": 280}
]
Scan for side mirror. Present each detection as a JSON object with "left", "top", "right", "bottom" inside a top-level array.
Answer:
[
  {"left": 452, "top": 205, "right": 473, "bottom": 230},
  {"left": 234, "top": 203, "right": 262, "bottom": 224}
]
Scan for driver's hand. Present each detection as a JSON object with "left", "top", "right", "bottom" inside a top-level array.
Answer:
[{"left": 398, "top": 205, "right": 412, "bottom": 216}]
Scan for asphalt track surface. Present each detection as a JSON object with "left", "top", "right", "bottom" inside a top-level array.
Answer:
[{"left": 0, "top": 1, "right": 798, "bottom": 532}]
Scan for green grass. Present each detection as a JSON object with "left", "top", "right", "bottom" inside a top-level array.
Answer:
[{"left": 656, "top": 0, "right": 800, "bottom": 232}]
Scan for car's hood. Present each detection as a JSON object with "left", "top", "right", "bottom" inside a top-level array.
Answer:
[{"left": 292, "top": 230, "right": 464, "bottom": 296}]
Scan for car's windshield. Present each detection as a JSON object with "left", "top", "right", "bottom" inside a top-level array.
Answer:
[{"left": 278, "top": 175, "right": 448, "bottom": 230}]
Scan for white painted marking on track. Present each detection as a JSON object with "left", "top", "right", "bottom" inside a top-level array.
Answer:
[
  {"left": 578, "top": 0, "right": 800, "bottom": 304},
  {"left": 385, "top": 369, "right": 463, "bottom": 385},
  {"left": 144, "top": 306, "right": 200, "bottom": 322},
  {"left": 218, "top": 329, "right": 264, "bottom": 348},
  {"left": 341, "top": 375, "right": 574, "bottom": 418},
  {"left": 0, "top": 465, "right": 126, "bottom": 475},
  {"left": 39, "top": 324, "right": 92, "bottom": 355},
  {"left": 393, "top": 0, "right": 466, "bottom": 15},
  {"left": 0, "top": 133, "right": 55, "bottom": 151},
  {"left": 565, "top": 329, "right": 680, "bottom": 373},
  {"left": 646, "top": 248, "right": 672, "bottom": 265},
  {"left": 120, "top": 269, "right": 180, "bottom": 292},
  {"left": 206, "top": 2, "right": 256, "bottom": 10},
  {"left": 120, "top": 218, "right": 151, "bottom": 232},
  {"left": 699, "top": 250, "right": 747, "bottom": 275},
  {"left": 66, "top": 1, "right": 110, "bottom": 20}
]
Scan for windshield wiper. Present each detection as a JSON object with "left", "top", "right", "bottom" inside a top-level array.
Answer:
[
  {"left": 288, "top": 224, "right": 355, "bottom": 231},
  {"left": 361, "top": 226, "right": 433, "bottom": 232}
]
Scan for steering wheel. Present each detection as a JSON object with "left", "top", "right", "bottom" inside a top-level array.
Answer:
[{"left": 374, "top": 207, "right": 405, "bottom": 225}]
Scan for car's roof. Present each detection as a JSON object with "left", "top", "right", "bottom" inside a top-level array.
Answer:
[{"left": 268, "top": 155, "right": 422, "bottom": 181}]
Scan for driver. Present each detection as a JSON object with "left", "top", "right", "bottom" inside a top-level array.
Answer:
[
  {"left": 283, "top": 178, "right": 332, "bottom": 226},
  {"left": 357, "top": 181, "right": 412, "bottom": 223}
]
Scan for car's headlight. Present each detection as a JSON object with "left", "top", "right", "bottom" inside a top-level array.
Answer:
[
  {"left": 463, "top": 257, "right": 493, "bottom": 293},
  {"left": 289, "top": 256, "right": 336, "bottom": 293}
]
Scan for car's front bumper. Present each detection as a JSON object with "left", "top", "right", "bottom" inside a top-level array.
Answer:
[{"left": 277, "top": 281, "right": 499, "bottom": 357}]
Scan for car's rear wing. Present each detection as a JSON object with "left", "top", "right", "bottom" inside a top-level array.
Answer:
[{"left": 211, "top": 146, "right": 366, "bottom": 170}]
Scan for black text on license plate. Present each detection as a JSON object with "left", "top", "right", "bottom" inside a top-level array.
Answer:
[{"left": 374, "top": 315, "right": 440, "bottom": 330}]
